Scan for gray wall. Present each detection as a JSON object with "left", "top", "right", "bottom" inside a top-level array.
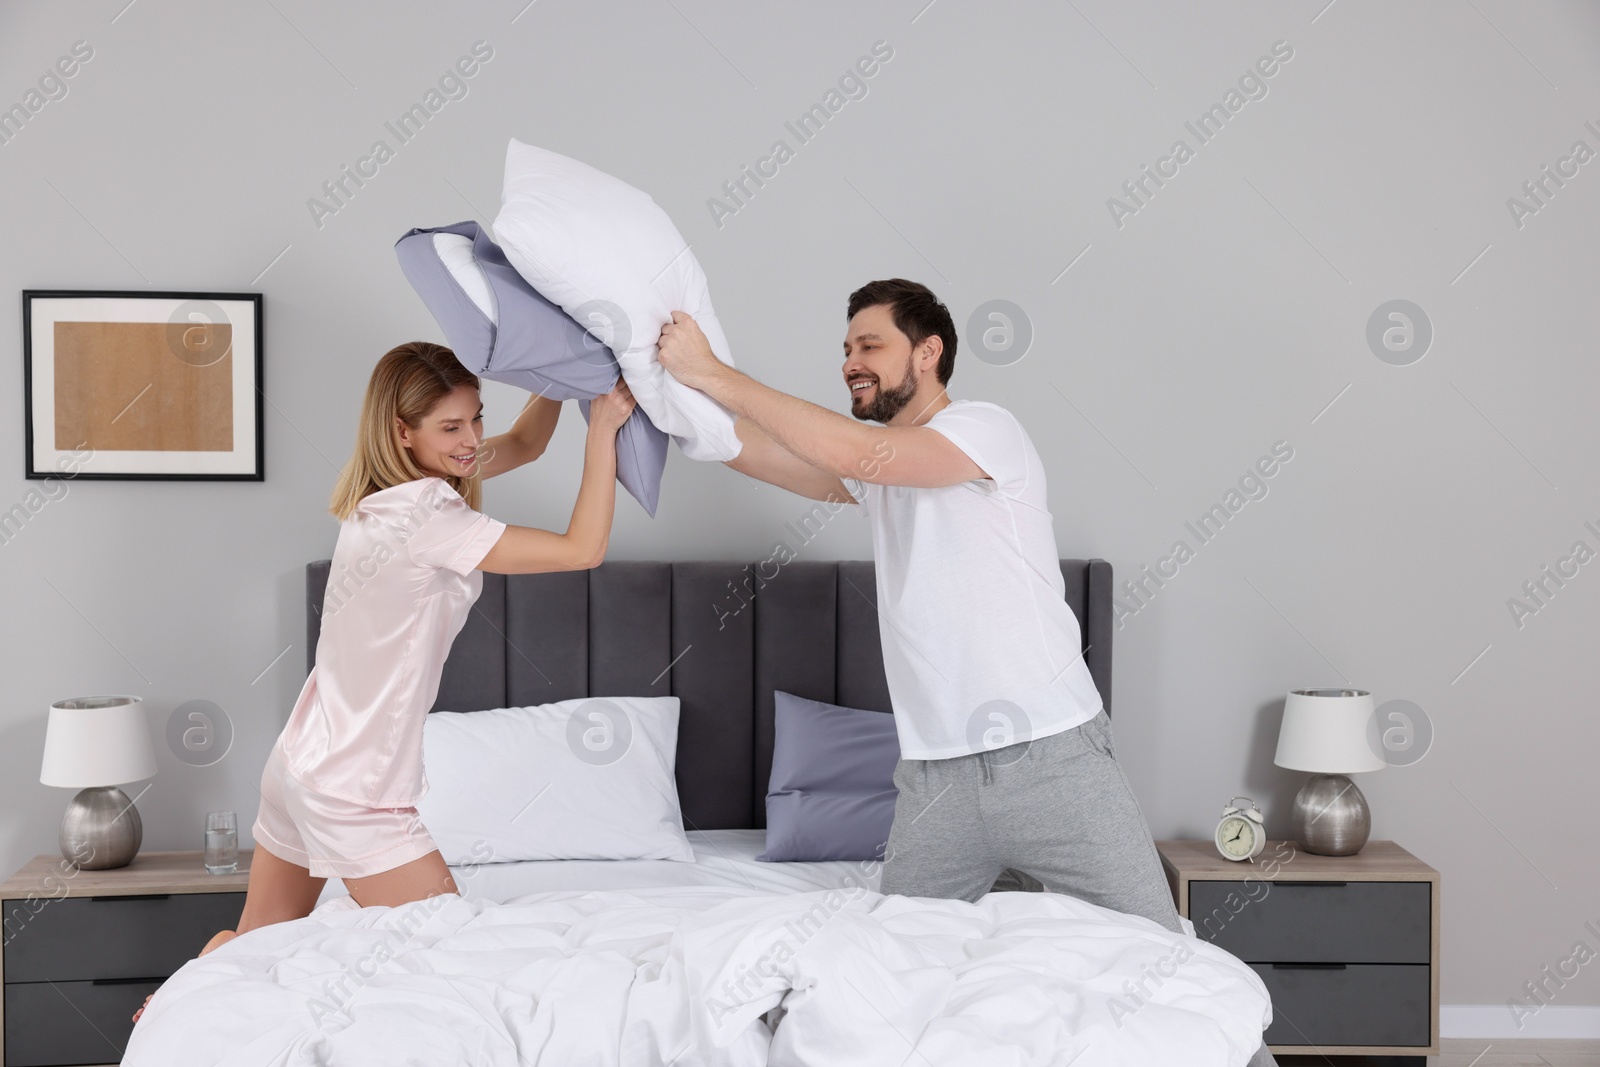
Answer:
[{"left": 2, "top": 0, "right": 1596, "bottom": 1023}]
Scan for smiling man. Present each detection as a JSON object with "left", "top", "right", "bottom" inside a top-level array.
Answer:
[
  {"left": 655, "top": 281, "right": 1137, "bottom": 902},
  {"left": 658, "top": 279, "right": 1275, "bottom": 1065}
]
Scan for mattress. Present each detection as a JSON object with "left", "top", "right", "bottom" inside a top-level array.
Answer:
[{"left": 312, "top": 829, "right": 880, "bottom": 906}]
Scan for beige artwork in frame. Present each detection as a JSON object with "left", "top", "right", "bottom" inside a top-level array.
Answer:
[{"left": 23, "top": 291, "right": 263, "bottom": 480}]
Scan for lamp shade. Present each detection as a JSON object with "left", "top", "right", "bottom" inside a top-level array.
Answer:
[
  {"left": 1273, "top": 688, "right": 1385, "bottom": 774},
  {"left": 40, "top": 695, "right": 159, "bottom": 787}
]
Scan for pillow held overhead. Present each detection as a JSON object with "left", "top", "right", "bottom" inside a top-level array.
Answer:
[
  {"left": 492, "top": 139, "right": 743, "bottom": 463},
  {"left": 394, "top": 219, "right": 668, "bottom": 516}
]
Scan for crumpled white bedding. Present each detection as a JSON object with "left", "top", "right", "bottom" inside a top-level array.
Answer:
[{"left": 125, "top": 884, "right": 1270, "bottom": 1067}]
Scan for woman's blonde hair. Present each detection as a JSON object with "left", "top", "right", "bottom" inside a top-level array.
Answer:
[{"left": 329, "top": 341, "right": 483, "bottom": 521}]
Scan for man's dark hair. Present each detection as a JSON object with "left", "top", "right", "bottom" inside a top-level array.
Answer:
[{"left": 846, "top": 279, "right": 957, "bottom": 385}]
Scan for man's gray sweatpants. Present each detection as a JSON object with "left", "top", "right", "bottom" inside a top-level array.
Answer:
[{"left": 878, "top": 709, "right": 1278, "bottom": 1067}]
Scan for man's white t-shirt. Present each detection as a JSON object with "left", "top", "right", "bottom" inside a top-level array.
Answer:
[{"left": 844, "top": 399, "right": 1103, "bottom": 759}]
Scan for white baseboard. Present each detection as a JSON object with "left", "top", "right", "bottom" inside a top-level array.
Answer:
[{"left": 1443, "top": 1004, "right": 1600, "bottom": 1039}]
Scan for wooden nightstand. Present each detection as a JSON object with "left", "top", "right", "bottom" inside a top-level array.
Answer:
[
  {"left": 0, "top": 850, "right": 251, "bottom": 1067},
  {"left": 1156, "top": 840, "right": 1439, "bottom": 1064}
]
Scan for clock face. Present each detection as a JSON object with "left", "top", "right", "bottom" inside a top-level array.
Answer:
[{"left": 1217, "top": 816, "right": 1257, "bottom": 858}]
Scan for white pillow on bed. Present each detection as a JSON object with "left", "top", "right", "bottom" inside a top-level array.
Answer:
[
  {"left": 492, "top": 139, "right": 743, "bottom": 463},
  {"left": 417, "top": 696, "right": 695, "bottom": 863}
]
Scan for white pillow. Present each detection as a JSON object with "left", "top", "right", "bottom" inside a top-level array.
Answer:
[
  {"left": 432, "top": 231, "right": 496, "bottom": 322},
  {"left": 417, "top": 696, "right": 695, "bottom": 863},
  {"left": 492, "top": 139, "right": 743, "bottom": 462}
]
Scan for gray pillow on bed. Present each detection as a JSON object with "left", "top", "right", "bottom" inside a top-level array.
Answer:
[
  {"left": 759, "top": 690, "right": 900, "bottom": 863},
  {"left": 394, "top": 220, "right": 668, "bottom": 517}
]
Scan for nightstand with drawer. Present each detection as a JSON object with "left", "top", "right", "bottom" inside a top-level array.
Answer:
[
  {"left": 1156, "top": 839, "right": 1439, "bottom": 1064},
  {"left": 0, "top": 850, "right": 251, "bottom": 1067}
]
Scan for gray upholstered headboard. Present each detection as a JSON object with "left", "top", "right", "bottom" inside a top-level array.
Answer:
[{"left": 306, "top": 559, "right": 1113, "bottom": 831}]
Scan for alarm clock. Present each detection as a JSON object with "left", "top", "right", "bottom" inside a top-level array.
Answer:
[{"left": 1214, "top": 796, "right": 1266, "bottom": 861}]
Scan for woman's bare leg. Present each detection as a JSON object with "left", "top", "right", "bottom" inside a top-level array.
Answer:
[
  {"left": 233, "top": 843, "right": 328, "bottom": 932},
  {"left": 343, "top": 849, "right": 457, "bottom": 909},
  {"left": 133, "top": 844, "right": 326, "bottom": 1022}
]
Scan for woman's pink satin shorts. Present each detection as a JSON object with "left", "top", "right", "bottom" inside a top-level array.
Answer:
[{"left": 251, "top": 740, "right": 439, "bottom": 880}]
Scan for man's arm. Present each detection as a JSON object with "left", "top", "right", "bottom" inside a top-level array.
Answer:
[
  {"left": 725, "top": 416, "right": 856, "bottom": 504},
  {"left": 658, "top": 313, "right": 987, "bottom": 489},
  {"left": 477, "top": 393, "right": 561, "bottom": 479}
]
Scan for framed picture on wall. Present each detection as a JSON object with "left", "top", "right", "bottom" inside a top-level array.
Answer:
[{"left": 22, "top": 290, "right": 264, "bottom": 480}]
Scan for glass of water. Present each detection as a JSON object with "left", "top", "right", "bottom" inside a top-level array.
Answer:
[{"left": 204, "top": 810, "right": 238, "bottom": 874}]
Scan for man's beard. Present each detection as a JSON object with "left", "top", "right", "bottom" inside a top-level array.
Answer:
[{"left": 850, "top": 353, "right": 919, "bottom": 423}]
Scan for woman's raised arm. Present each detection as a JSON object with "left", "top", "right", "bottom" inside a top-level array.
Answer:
[
  {"left": 476, "top": 393, "right": 562, "bottom": 479},
  {"left": 476, "top": 379, "right": 635, "bottom": 574}
]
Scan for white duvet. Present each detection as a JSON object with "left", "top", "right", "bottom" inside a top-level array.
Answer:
[{"left": 126, "top": 884, "right": 1270, "bottom": 1067}]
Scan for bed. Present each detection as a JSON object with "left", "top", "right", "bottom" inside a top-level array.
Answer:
[{"left": 124, "top": 558, "right": 1273, "bottom": 1066}]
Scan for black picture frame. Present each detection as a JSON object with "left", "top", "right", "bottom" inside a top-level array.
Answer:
[{"left": 22, "top": 289, "right": 264, "bottom": 481}]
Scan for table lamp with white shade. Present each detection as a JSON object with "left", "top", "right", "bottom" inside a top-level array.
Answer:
[
  {"left": 40, "top": 695, "right": 159, "bottom": 870},
  {"left": 1273, "top": 687, "right": 1386, "bottom": 856}
]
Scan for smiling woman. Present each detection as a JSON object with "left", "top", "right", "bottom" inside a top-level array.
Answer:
[
  {"left": 324, "top": 342, "right": 569, "bottom": 518},
  {"left": 134, "top": 341, "right": 637, "bottom": 1026}
]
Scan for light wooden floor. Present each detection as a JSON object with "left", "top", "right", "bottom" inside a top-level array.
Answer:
[
  {"left": 1434, "top": 1040, "right": 1600, "bottom": 1066},
  {"left": 1280, "top": 1041, "right": 1600, "bottom": 1065}
]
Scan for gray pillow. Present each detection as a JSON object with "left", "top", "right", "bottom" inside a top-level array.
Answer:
[
  {"left": 759, "top": 690, "right": 900, "bottom": 863},
  {"left": 394, "top": 220, "right": 667, "bottom": 517}
]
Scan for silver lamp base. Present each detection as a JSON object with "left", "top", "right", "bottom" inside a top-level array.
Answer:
[
  {"left": 60, "top": 786, "right": 143, "bottom": 870},
  {"left": 1291, "top": 773, "right": 1371, "bottom": 856}
]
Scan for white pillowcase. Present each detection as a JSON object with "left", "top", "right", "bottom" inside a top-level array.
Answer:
[
  {"left": 492, "top": 139, "right": 743, "bottom": 462},
  {"left": 432, "top": 231, "right": 496, "bottom": 322},
  {"left": 417, "top": 696, "right": 695, "bottom": 863}
]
